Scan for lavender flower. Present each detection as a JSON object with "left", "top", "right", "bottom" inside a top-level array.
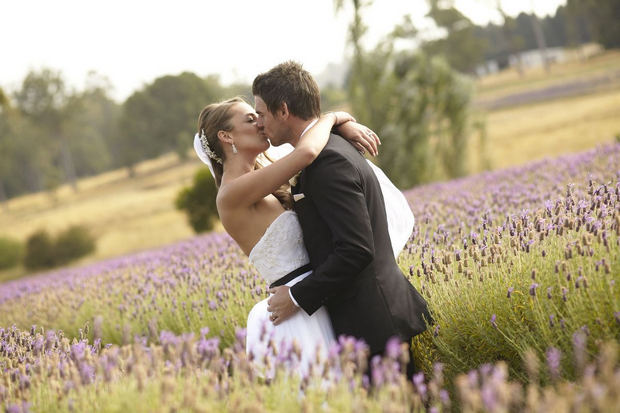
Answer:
[{"left": 546, "top": 347, "right": 561, "bottom": 381}]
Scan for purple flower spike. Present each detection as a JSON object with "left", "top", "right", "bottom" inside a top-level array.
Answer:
[
  {"left": 481, "top": 383, "right": 498, "bottom": 411},
  {"left": 385, "top": 337, "right": 402, "bottom": 359},
  {"left": 490, "top": 314, "right": 497, "bottom": 329},
  {"left": 507, "top": 287, "right": 514, "bottom": 298},
  {"left": 529, "top": 283, "right": 539, "bottom": 297},
  {"left": 546, "top": 347, "right": 562, "bottom": 380}
]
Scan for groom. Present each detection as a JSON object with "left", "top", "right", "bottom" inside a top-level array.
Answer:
[{"left": 255, "top": 61, "right": 431, "bottom": 376}]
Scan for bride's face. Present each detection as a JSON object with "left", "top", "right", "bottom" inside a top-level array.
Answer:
[{"left": 227, "top": 102, "right": 270, "bottom": 155}]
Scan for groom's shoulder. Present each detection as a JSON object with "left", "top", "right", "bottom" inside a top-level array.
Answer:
[
  {"left": 305, "top": 134, "right": 354, "bottom": 176},
  {"left": 320, "top": 133, "right": 362, "bottom": 161}
]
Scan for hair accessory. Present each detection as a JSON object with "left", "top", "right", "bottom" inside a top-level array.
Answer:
[
  {"left": 194, "top": 130, "right": 222, "bottom": 177},
  {"left": 198, "top": 129, "right": 223, "bottom": 164}
]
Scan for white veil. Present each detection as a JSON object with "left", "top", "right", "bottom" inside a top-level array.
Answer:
[
  {"left": 365, "top": 159, "right": 414, "bottom": 258},
  {"left": 194, "top": 133, "right": 216, "bottom": 177}
]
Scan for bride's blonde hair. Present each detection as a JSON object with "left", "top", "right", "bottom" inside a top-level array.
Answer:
[{"left": 197, "top": 97, "right": 293, "bottom": 209}]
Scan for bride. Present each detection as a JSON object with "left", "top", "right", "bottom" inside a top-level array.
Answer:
[{"left": 193, "top": 97, "right": 413, "bottom": 376}]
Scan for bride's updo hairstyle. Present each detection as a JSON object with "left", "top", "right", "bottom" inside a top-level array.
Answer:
[
  {"left": 197, "top": 97, "right": 293, "bottom": 209},
  {"left": 197, "top": 97, "right": 241, "bottom": 187}
]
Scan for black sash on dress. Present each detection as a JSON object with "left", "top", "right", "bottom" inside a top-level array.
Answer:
[{"left": 269, "top": 263, "right": 312, "bottom": 289}]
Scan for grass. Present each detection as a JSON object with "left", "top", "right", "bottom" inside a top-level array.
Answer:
[
  {"left": 0, "top": 144, "right": 617, "bottom": 412},
  {"left": 0, "top": 153, "right": 205, "bottom": 281},
  {"left": 474, "top": 46, "right": 620, "bottom": 102},
  {"left": 469, "top": 87, "right": 620, "bottom": 172}
]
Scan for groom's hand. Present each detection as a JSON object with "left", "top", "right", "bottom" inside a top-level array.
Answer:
[{"left": 266, "top": 286, "right": 299, "bottom": 325}]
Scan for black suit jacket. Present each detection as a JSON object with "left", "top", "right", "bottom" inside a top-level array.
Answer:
[{"left": 290, "top": 134, "right": 431, "bottom": 354}]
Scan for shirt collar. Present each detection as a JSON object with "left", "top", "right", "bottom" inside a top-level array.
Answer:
[{"left": 299, "top": 118, "right": 319, "bottom": 139}]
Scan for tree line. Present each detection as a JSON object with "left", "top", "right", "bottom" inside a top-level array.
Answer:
[
  {"left": 332, "top": 0, "right": 619, "bottom": 188},
  {"left": 0, "top": 70, "right": 247, "bottom": 202},
  {"left": 2, "top": 0, "right": 618, "bottom": 204},
  {"left": 420, "top": 0, "right": 618, "bottom": 74}
]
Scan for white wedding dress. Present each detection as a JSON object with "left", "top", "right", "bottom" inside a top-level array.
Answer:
[{"left": 245, "top": 160, "right": 414, "bottom": 377}]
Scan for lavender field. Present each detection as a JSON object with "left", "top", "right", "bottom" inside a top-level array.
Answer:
[{"left": 0, "top": 144, "right": 618, "bottom": 412}]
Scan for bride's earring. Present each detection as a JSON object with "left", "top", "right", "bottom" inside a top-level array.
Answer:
[{"left": 232, "top": 143, "right": 238, "bottom": 154}]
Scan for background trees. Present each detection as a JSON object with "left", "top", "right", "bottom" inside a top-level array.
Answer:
[
  {"left": 0, "top": 71, "right": 233, "bottom": 199},
  {"left": 338, "top": 0, "right": 475, "bottom": 188},
  {"left": 0, "top": 1, "right": 616, "bottom": 202}
]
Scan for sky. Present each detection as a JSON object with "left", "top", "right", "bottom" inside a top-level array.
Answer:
[{"left": 2, "top": 0, "right": 566, "bottom": 102}]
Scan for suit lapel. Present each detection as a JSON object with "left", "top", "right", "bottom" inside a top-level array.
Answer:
[{"left": 292, "top": 169, "right": 305, "bottom": 212}]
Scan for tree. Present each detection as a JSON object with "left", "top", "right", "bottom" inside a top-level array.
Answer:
[
  {"left": 495, "top": 1, "right": 525, "bottom": 76},
  {"left": 62, "top": 73, "right": 118, "bottom": 177},
  {"left": 335, "top": 0, "right": 475, "bottom": 188},
  {"left": 528, "top": 12, "right": 550, "bottom": 73},
  {"left": 0, "top": 88, "right": 47, "bottom": 199},
  {"left": 567, "top": 0, "right": 620, "bottom": 49},
  {"left": 424, "top": 0, "right": 487, "bottom": 73},
  {"left": 113, "top": 73, "right": 226, "bottom": 176},
  {"left": 13, "top": 69, "right": 77, "bottom": 191},
  {"left": 0, "top": 91, "right": 11, "bottom": 207},
  {"left": 175, "top": 169, "right": 219, "bottom": 233}
]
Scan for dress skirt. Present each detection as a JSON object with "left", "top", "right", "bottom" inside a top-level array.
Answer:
[{"left": 246, "top": 270, "right": 335, "bottom": 378}]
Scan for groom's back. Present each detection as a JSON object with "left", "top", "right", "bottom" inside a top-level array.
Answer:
[
  {"left": 298, "top": 134, "right": 430, "bottom": 354},
  {"left": 307, "top": 135, "right": 394, "bottom": 264}
]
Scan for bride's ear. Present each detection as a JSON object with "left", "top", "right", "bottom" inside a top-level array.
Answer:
[{"left": 217, "top": 130, "right": 233, "bottom": 145}]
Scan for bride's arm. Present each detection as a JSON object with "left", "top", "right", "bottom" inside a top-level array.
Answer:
[
  {"left": 334, "top": 121, "right": 381, "bottom": 156},
  {"left": 217, "top": 112, "right": 352, "bottom": 209}
]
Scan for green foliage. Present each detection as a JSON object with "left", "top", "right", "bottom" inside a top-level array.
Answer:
[
  {"left": 343, "top": 3, "right": 475, "bottom": 188},
  {"left": 53, "top": 225, "right": 96, "bottom": 266},
  {"left": 114, "top": 73, "right": 227, "bottom": 174},
  {"left": 1, "top": 69, "right": 238, "bottom": 199},
  {"left": 23, "top": 226, "right": 96, "bottom": 270},
  {"left": 23, "top": 229, "right": 56, "bottom": 270},
  {"left": 62, "top": 75, "right": 118, "bottom": 177},
  {"left": 1, "top": 69, "right": 121, "bottom": 198},
  {"left": 0, "top": 236, "right": 23, "bottom": 270},
  {"left": 423, "top": 1, "right": 487, "bottom": 73},
  {"left": 175, "top": 169, "right": 219, "bottom": 233},
  {"left": 567, "top": 0, "right": 620, "bottom": 49},
  {"left": 320, "top": 84, "right": 349, "bottom": 111}
]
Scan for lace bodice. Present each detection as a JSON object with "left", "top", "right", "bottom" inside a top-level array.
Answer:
[{"left": 249, "top": 211, "right": 310, "bottom": 285}]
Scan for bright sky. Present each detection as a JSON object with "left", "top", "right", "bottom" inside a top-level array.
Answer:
[{"left": 2, "top": 0, "right": 565, "bottom": 102}]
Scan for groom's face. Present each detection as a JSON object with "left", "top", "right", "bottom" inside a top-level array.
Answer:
[{"left": 254, "top": 96, "right": 290, "bottom": 147}]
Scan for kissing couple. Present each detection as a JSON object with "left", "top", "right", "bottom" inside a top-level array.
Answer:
[{"left": 193, "top": 61, "right": 431, "bottom": 380}]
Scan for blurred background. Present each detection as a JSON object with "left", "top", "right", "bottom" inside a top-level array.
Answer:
[{"left": 1, "top": 0, "right": 619, "bottom": 280}]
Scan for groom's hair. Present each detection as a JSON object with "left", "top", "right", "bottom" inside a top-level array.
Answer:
[{"left": 252, "top": 61, "right": 321, "bottom": 120}]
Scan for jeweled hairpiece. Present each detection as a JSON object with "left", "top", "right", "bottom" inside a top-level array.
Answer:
[{"left": 197, "top": 129, "right": 223, "bottom": 164}]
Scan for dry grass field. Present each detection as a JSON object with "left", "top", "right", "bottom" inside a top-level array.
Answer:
[
  {"left": 475, "top": 46, "right": 620, "bottom": 103},
  {"left": 0, "top": 154, "right": 205, "bottom": 281},
  {"left": 469, "top": 87, "right": 620, "bottom": 172},
  {"left": 2, "top": 49, "right": 619, "bottom": 281}
]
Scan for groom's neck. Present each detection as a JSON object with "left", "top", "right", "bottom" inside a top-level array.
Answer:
[{"left": 288, "top": 117, "right": 318, "bottom": 148}]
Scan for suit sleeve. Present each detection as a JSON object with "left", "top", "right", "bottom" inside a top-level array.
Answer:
[{"left": 290, "top": 150, "right": 374, "bottom": 315}]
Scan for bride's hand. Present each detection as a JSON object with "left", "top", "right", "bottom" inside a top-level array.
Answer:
[
  {"left": 329, "top": 111, "right": 356, "bottom": 125},
  {"left": 335, "top": 121, "right": 381, "bottom": 157}
]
